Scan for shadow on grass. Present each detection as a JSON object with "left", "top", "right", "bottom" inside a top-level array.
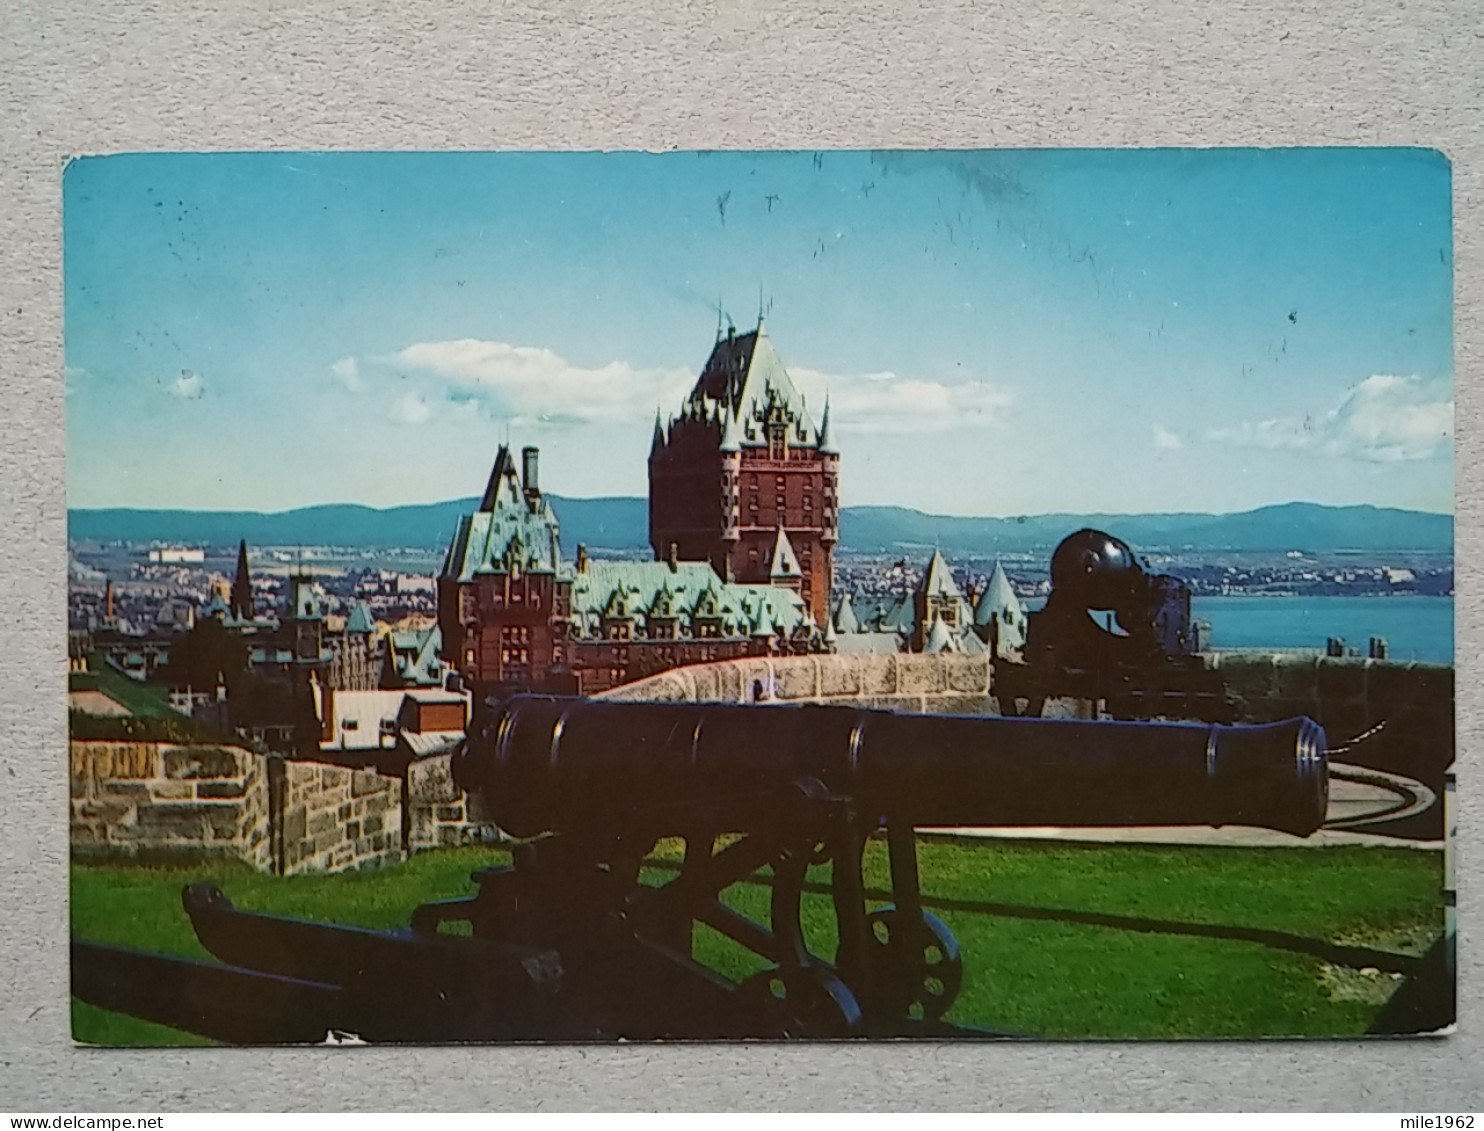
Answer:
[{"left": 642, "top": 857, "right": 1424, "bottom": 975}]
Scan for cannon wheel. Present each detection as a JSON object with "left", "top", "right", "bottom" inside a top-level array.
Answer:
[
  {"left": 738, "top": 964, "right": 863, "bottom": 1038},
  {"left": 865, "top": 907, "right": 964, "bottom": 1022}
]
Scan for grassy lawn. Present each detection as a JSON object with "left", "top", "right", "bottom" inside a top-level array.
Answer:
[{"left": 71, "top": 836, "right": 1443, "bottom": 1044}]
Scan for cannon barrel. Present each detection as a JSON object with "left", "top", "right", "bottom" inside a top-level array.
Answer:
[{"left": 453, "top": 696, "right": 1329, "bottom": 839}]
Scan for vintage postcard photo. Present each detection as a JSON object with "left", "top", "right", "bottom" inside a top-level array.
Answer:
[{"left": 65, "top": 149, "right": 1453, "bottom": 1043}]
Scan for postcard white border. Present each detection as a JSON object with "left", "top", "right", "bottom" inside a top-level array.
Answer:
[{"left": 2, "top": 0, "right": 1479, "bottom": 1111}]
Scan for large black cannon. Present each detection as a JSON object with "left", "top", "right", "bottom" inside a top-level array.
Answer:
[{"left": 72, "top": 697, "right": 1327, "bottom": 1043}]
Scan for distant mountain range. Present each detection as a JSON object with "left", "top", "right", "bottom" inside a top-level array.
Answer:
[{"left": 68, "top": 497, "right": 1453, "bottom": 557}]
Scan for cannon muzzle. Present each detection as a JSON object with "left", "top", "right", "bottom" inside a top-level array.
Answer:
[{"left": 454, "top": 697, "right": 1328, "bottom": 839}]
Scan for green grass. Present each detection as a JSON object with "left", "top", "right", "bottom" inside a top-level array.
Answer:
[{"left": 71, "top": 837, "right": 1443, "bottom": 1044}]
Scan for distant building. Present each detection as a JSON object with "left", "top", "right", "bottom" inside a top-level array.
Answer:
[
  {"left": 438, "top": 443, "right": 821, "bottom": 697},
  {"left": 972, "top": 561, "right": 1028, "bottom": 659},
  {"left": 648, "top": 319, "right": 839, "bottom": 629},
  {"left": 832, "top": 550, "right": 1023, "bottom": 657},
  {"left": 147, "top": 547, "right": 205, "bottom": 564}
]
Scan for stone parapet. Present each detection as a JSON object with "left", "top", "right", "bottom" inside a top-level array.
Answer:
[
  {"left": 70, "top": 741, "right": 271, "bottom": 870},
  {"left": 598, "top": 652, "right": 992, "bottom": 712}
]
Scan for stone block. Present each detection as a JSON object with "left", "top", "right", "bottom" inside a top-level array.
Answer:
[
  {"left": 734, "top": 659, "right": 775, "bottom": 702},
  {"left": 864, "top": 695, "right": 928, "bottom": 714},
  {"left": 438, "top": 825, "right": 462, "bottom": 846},
  {"left": 773, "top": 659, "right": 819, "bottom": 701},
  {"left": 162, "top": 746, "right": 242, "bottom": 780},
  {"left": 352, "top": 770, "right": 388, "bottom": 798},
  {"left": 134, "top": 803, "right": 210, "bottom": 838},
  {"left": 283, "top": 805, "right": 307, "bottom": 843},
  {"left": 345, "top": 820, "right": 361, "bottom": 840},
  {"left": 196, "top": 780, "right": 247, "bottom": 800},
  {"left": 314, "top": 829, "right": 342, "bottom": 853},
  {"left": 817, "top": 657, "right": 862, "bottom": 699},
  {"left": 363, "top": 814, "right": 385, "bottom": 836},
  {"left": 103, "top": 744, "right": 158, "bottom": 780},
  {"left": 410, "top": 755, "right": 459, "bottom": 803},
  {"left": 77, "top": 800, "right": 132, "bottom": 823},
  {"left": 857, "top": 655, "right": 897, "bottom": 697},
  {"left": 931, "top": 693, "right": 998, "bottom": 717},
  {"left": 70, "top": 773, "right": 88, "bottom": 799},
  {"left": 944, "top": 654, "right": 991, "bottom": 694},
  {"left": 339, "top": 802, "right": 353, "bottom": 820},
  {"left": 100, "top": 781, "right": 151, "bottom": 801},
  {"left": 897, "top": 658, "right": 948, "bottom": 696},
  {"left": 307, "top": 810, "right": 339, "bottom": 837},
  {"left": 689, "top": 663, "right": 722, "bottom": 703},
  {"left": 322, "top": 766, "right": 350, "bottom": 790},
  {"left": 364, "top": 793, "right": 389, "bottom": 816},
  {"left": 434, "top": 804, "right": 463, "bottom": 822},
  {"left": 149, "top": 781, "right": 194, "bottom": 801}
]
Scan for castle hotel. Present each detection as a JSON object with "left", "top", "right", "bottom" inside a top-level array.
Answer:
[{"left": 439, "top": 320, "right": 831, "bottom": 697}]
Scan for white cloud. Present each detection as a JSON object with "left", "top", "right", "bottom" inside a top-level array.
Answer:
[
  {"left": 1152, "top": 424, "right": 1184, "bottom": 450},
  {"left": 342, "top": 337, "right": 1013, "bottom": 438},
  {"left": 791, "top": 367, "right": 1012, "bottom": 434},
  {"left": 1207, "top": 375, "right": 1452, "bottom": 463},
  {"left": 390, "top": 339, "right": 693, "bottom": 427},
  {"left": 388, "top": 391, "right": 432, "bottom": 425},
  {"left": 170, "top": 369, "right": 205, "bottom": 399},
  {"left": 330, "top": 357, "right": 365, "bottom": 393}
]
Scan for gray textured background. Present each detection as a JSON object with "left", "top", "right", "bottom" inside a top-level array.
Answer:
[{"left": 2, "top": 0, "right": 1480, "bottom": 1111}]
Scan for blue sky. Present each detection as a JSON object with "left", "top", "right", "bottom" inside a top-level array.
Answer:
[{"left": 64, "top": 149, "right": 1453, "bottom": 516}]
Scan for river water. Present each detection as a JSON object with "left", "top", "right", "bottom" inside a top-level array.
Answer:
[{"left": 1191, "top": 594, "right": 1453, "bottom": 664}]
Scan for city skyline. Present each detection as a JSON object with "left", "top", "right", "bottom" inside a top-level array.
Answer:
[{"left": 65, "top": 149, "right": 1454, "bottom": 517}]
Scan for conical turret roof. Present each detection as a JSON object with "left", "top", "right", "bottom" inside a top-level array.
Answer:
[
  {"left": 918, "top": 549, "right": 962, "bottom": 600},
  {"left": 974, "top": 561, "right": 1021, "bottom": 627},
  {"left": 768, "top": 526, "right": 803, "bottom": 581},
  {"left": 833, "top": 591, "right": 860, "bottom": 634},
  {"left": 817, "top": 398, "right": 838, "bottom": 454},
  {"left": 924, "top": 614, "right": 956, "bottom": 654}
]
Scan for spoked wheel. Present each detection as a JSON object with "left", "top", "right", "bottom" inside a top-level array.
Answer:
[
  {"left": 738, "top": 964, "right": 864, "bottom": 1038},
  {"left": 865, "top": 907, "right": 964, "bottom": 1022}
]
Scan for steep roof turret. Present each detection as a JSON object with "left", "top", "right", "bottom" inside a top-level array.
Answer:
[
  {"left": 918, "top": 549, "right": 962, "bottom": 601},
  {"left": 817, "top": 398, "right": 838, "bottom": 455},
  {"left": 768, "top": 525, "right": 803, "bottom": 582},
  {"left": 924, "top": 615, "right": 956, "bottom": 654},
  {"left": 833, "top": 591, "right": 860, "bottom": 634},
  {"left": 974, "top": 561, "right": 1021, "bottom": 627}
]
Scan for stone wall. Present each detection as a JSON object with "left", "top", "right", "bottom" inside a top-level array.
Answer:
[
  {"left": 71, "top": 739, "right": 492, "bottom": 873},
  {"left": 278, "top": 761, "right": 402, "bottom": 874},
  {"left": 1204, "top": 653, "right": 1453, "bottom": 802},
  {"left": 405, "top": 754, "right": 501, "bottom": 851},
  {"left": 598, "top": 652, "right": 994, "bottom": 714},
  {"left": 70, "top": 741, "right": 272, "bottom": 869}
]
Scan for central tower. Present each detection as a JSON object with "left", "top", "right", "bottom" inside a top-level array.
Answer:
[{"left": 649, "top": 319, "right": 838, "bottom": 628}]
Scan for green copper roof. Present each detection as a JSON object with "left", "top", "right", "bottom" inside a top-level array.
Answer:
[
  {"left": 345, "top": 600, "right": 376, "bottom": 635},
  {"left": 923, "top": 615, "right": 957, "bottom": 654},
  {"left": 680, "top": 321, "right": 818, "bottom": 449},
  {"left": 918, "top": 550, "right": 962, "bottom": 602},
  {"left": 768, "top": 526, "right": 802, "bottom": 581},
  {"left": 570, "top": 559, "right": 810, "bottom": 640},
  {"left": 974, "top": 561, "right": 1022, "bottom": 627},
  {"left": 441, "top": 496, "right": 563, "bottom": 583},
  {"left": 833, "top": 591, "right": 860, "bottom": 634}
]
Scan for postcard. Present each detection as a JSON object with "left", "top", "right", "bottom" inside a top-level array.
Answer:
[{"left": 66, "top": 149, "right": 1453, "bottom": 1043}]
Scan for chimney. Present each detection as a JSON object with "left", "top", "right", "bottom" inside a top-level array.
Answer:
[
  {"left": 576, "top": 543, "right": 589, "bottom": 573},
  {"left": 105, "top": 579, "right": 114, "bottom": 622},
  {"left": 522, "top": 446, "right": 539, "bottom": 508},
  {"left": 668, "top": 542, "right": 679, "bottom": 572}
]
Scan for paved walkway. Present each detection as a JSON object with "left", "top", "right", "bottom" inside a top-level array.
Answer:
[{"left": 924, "top": 764, "right": 1444, "bottom": 851}]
